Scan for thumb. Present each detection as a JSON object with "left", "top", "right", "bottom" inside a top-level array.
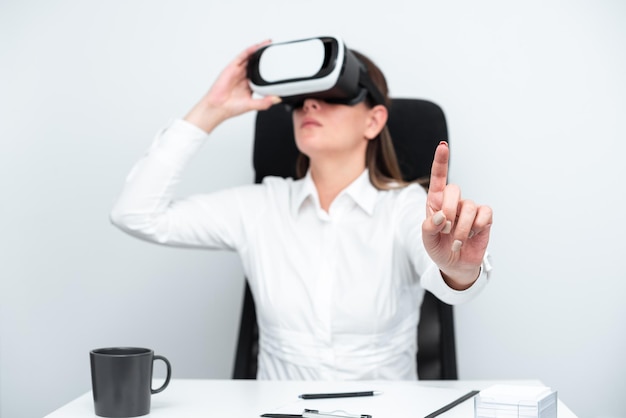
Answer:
[
  {"left": 423, "top": 210, "right": 448, "bottom": 236},
  {"left": 422, "top": 215, "right": 443, "bottom": 256},
  {"left": 250, "top": 95, "right": 282, "bottom": 111}
]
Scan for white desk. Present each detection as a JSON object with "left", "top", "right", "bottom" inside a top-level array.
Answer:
[{"left": 45, "top": 379, "right": 577, "bottom": 417}]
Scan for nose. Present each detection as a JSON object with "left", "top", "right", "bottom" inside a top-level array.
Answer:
[{"left": 301, "top": 98, "right": 321, "bottom": 112}]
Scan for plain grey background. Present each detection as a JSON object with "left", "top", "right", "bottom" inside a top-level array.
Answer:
[{"left": 1, "top": 1, "right": 625, "bottom": 417}]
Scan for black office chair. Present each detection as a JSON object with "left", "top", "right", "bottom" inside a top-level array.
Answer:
[{"left": 233, "top": 98, "right": 457, "bottom": 380}]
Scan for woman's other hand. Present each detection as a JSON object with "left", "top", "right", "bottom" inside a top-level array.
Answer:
[
  {"left": 421, "top": 141, "right": 493, "bottom": 290},
  {"left": 184, "top": 40, "right": 281, "bottom": 133}
]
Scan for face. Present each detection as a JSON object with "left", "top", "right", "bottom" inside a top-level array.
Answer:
[{"left": 292, "top": 98, "right": 386, "bottom": 163}]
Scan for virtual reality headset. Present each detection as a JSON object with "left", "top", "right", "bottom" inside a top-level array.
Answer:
[{"left": 247, "top": 36, "right": 386, "bottom": 108}]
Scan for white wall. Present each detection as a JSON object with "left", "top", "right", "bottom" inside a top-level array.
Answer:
[{"left": 1, "top": 1, "right": 624, "bottom": 417}]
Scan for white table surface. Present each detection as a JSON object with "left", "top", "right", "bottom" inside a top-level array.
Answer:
[{"left": 45, "top": 378, "right": 577, "bottom": 417}]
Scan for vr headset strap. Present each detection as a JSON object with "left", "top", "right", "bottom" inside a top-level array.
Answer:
[{"left": 357, "top": 67, "right": 386, "bottom": 107}]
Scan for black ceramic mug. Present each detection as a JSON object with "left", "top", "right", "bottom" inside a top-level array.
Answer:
[{"left": 90, "top": 347, "right": 171, "bottom": 417}]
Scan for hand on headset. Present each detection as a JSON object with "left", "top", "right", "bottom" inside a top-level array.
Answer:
[
  {"left": 421, "top": 141, "right": 493, "bottom": 290},
  {"left": 184, "top": 40, "right": 281, "bottom": 133}
]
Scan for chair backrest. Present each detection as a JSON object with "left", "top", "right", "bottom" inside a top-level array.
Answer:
[{"left": 233, "top": 98, "right": 458, "bottom": 380}]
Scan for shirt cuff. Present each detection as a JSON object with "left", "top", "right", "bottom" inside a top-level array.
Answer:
[
  {"left": 422, "top": 253, "right": 492, "bottom": 305},
  {"left": 151, "top": 118, "right": 211, "bottom": 167}
]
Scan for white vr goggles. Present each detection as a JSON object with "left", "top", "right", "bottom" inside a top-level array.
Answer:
[{"left": 247, "top": 36, "right": 386, "bottom": 108}]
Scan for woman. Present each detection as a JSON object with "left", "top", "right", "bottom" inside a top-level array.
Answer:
[{"left": 111, "top": 40, "right": 493, "bottom": 380}]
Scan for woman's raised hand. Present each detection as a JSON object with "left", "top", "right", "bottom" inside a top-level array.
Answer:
[
  {"left": 421, "top": 142, "right": 493, "bottom": 290},
  {"left": 184, "top": 40, "right": 281, "bottom": 133}
]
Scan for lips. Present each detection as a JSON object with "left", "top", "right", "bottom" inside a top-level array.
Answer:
[{"left": 300, "top": 117, "right": 322, "bottom": 128}]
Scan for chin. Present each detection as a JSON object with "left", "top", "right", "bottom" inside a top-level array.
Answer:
[{"left": 294, "top": 135, "right": 323, "bottom": 155}]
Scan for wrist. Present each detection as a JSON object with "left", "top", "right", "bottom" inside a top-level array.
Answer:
[
  {"left": 440, "top": 266, "right": 481, "bottom": 291},
  {"left": 184, "top": 99, "right": 230, "bottom": 134}
]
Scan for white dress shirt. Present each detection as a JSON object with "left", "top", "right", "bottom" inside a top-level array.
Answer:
[{"left": 111, "top": 119, "right": 491, "bottom": 381}]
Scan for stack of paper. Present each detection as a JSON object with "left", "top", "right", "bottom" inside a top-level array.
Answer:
[{"left": 474, "top": 384, "right": 557, "bottom": 418}]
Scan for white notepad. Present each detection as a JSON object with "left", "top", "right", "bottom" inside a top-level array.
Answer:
[{"left": 264, "top": 382, "right": 476, "bottom": 418}]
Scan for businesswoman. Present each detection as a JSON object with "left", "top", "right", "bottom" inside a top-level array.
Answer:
[{"left": 111, "top": 40, "right": 493, "bottom": 380}]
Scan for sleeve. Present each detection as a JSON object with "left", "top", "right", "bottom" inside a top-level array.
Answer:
[
  {"left": 396, "top": 184, "right": 492, "bottom": 305},
  {"left": 110, "top": 119, "right": 263, "bottom": 251}
]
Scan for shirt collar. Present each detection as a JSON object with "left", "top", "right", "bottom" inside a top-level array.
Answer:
[
  {"left": 291, "top": 169, "right": 378, "bottom": 217},
  {"left": 291, "top": 171, "right": 318, "bottom": 216}
]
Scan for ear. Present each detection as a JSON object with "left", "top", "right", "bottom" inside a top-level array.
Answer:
[{"left": 364, "top": 104, "right": 388, "bottom": 140}]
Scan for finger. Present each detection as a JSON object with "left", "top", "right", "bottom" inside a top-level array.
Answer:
[
  {"left": 428, "top": 141, "right": 450, "bottom": 196},
  {"left": 468, "top": 205, "right": 493, "bottom": 239},
  {"left": 440, "top": 183, "right": 461, "bottom": 234},
  {"left": 452, "top": 199, "right": 477, "bottom": 242},
  {"left": 235, "top": 39, "right": 272, "bottom": 67}
]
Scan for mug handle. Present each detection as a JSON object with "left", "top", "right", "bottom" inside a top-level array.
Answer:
[{"left": 151, "top": 355, "right": 172, "bottom": 394}]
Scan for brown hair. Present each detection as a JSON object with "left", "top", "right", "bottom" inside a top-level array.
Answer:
[{"left": 295, "top": 50, "right": 411, "bottom": 190}]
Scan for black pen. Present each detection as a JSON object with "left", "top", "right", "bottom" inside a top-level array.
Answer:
[
  {"left": 423, "top": 389, "right": 480, "bottom": 418},
  {"left": 299, "top": 390, "right": 383, "bottom": 399}
]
